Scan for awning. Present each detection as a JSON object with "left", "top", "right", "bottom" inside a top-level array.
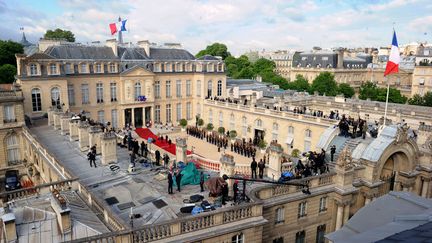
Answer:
[{"left": 285, "top": 136, "right": 294, "bottom": 144}]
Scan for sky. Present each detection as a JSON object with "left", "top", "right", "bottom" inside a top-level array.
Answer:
[{"left": 0, "top": 0, "right": 431, "bottom": 55}]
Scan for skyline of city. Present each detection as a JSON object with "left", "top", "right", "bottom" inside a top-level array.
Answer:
[{"left": 1, "top": 0, "right": 432, "bottom": 55}]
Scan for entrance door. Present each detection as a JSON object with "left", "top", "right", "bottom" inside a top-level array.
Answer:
[
  {"left": 125, "top": 109, "right": 132, "bottom": 127},
  {"left": 134, "top": 108, "right": 143, "bottom": 127},
  {"left": 254, "top": 129, "right": 264, "bottom": 145}
]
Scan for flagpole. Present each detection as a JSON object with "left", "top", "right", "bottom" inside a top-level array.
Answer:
[{"left": 383, "top": 76, "right": 390, "bottom": 126}]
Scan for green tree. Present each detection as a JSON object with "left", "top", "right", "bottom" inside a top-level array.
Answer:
[
  {"left": 310, "top": 72, "right": 338, "bottom": 96},
  {"left": 196, "top": 43, "right": 230, "bottom": 60},
  {"left": 408, "top": 94, "right": 424, "bottom": 105},
  {"left": 0, "top": 40, "right": 24, "bottom": 67},
  {"left": 338, "top": 83, "right": 355, "bottom": 98},
  {"left": 253, "top": 58, "right": 275, "bottom": 74},
  {"left": 423, "top": 91, "right": 432, "bottom": 106},
  {"left": 0, "top": 64, "right": 16, "bottom": 84},
  {"left": 44, "top": 28, "right": 75, "bottom": 42},
  {"left": 359, "top": 81, "right": 407, "bottom": 104},
  {"left": 359, "top": 81, "right": 379, "bottom": 100},
  {"left": 287, "top": 74, "right": 310, "bottom": 92}
]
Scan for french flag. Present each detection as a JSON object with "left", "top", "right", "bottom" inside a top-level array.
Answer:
[
  {"left": 109, "top": 19, "right": 127, "bottom": 35},
  {"left": 384, "top": 31, "right": 400, "bottom": 76}
]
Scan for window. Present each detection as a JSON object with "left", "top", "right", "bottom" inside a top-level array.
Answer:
[
  {"left": 304, "top": 140, "right": 311, "bottom": 152},
  {"left": 31, "top": 88, "right": 42, "bottom": 111},
  {"left": 50, "top": 63, "right": 57, "bottom": 75},
  {"left": 230, "top": 114, "right": 235, "bottom": 130},
  {"left": 256, "top": 119, "right": 263, "bottom": 127},
  {"left": 288, "top": 126, "right": 294, "bottom": 134},
  {"left": 166, "top": 104, "right": 172, "bottom": 123},
  {"left": 242, "top": 117, "right": 247, "bottom": 136},
  {"left": 322, "top": 56, "right": 328, "bottom": 61},
  {"left": 420, "top": 78, "right": 425, "bottom": 85},
  {"left": 273, "top": 237, "right": 284, "bottom": 243},
  {"left": 98, "top": 110, "right": 105, "bottom": 123},
  {"left": 30, "top": 64, "right": 38, "bottom": 75},
  {"left": 207, "top": 80, "right": 212, "bottom": 97},
  {"left": 275, "top": 207, "right": 285, "bottom": 224},
  {"left": 155, "top": 81, "right": 161, "bottom": 98},
  {"left": 295, "top": 231, "right": 305, "bottom": 243},
  {"left": 155, "top": 105, "right": 161, "bottom": 123},
  {"left": 219, "top": 111, "right": 223, "bottom": 128},
  {"left": 166, "top": 80, "right": 171, "bottom": 98},
  {"left": 81, "top": 63, "right": 87, "bottom": 73},
  {"left": 65, "top": 63, "right": 72, "bottom": 74},
  {"left": 197, "top": 80, "right": 201, "bottom": 97},
  {"left": 272, "top": 123, "right": 279, "bottom": 141},
  {"left": 68, "top": 85, "right": 75, "bottom": 106},
  {"left": 51, "top": 87, "right": 61, "bottom": 107},
  {"left": 186, "top": 102, "right": 192, "bottom": 120},
  {"left": 6, "top": 135, "right": 20, "bottom": 165},
  {"left": 305, "top": 129, "right": 312, "bottom": 138},
  {"left": 176, "top": 103, "right": 182, "bottom": 121},
  {"left": 186, "top": 80, "right": 191, "bottom": 97},
  {"left": 196, "top": 102, "right": 201, "bottom": 115},
  {"left": 3, "top": 105, "right": 15, "bottom": 122},
  {"left": 95, "top": 63, "right": 102, "bottom": 73},
  {"left": 109, "top": 63, "right": 116, "bottom": 73},
  {"left": 81, "top": 84, "right": 89, "bottom": 104},
  {"left": 209, "top": 109, "right": 213, "bottom": 124},
  {"left": 134, "top": 82, "right": 141, "bottom": 101},
  {"left": 111, "top": 109, "right": 118, "bottom": 128},
  {"left": 316, "top": 225, "right": 326, "bottom": 243},
  {"left": 217, "top": 80, "right": 222, "bottom": 96},
  {"left": 96, "top": 83, "right": 104, "bottom": 103},
  {"left": 110, "top": 83, "right": 117, "bottom": 101},
  {"left": 298, "top": 202, "right": 307, "bottom": 218},
  {"left": 319, "top": 197, "right": 327, "bottom": 212},
  {"left": 231, "top": 233, "right": 244, "bottom": 243},
  {"left": 176, "top": 80, "right": 182, "bottom": 98}
]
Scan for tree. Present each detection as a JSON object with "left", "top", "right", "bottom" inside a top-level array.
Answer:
[
  {"left": 196, "top": 43, "right": 230, "bottom": 60},
  {"left": 218, "top": 127, "right": 225, "bottom": 134},
  {"left": 179, "top": 118, "right": 187, "bottom": 127},
  {"left": 0, "top": 40, "right": 24, "bottom": 67},
  {"left": 359, "top": 81, "right": 407, "bottom": 104},
  {"left": 310, "top": 72, "right": 338, "bottom": 96},
  {"left": 338, "top": 83, "right": 355, "bottom": 98},
  {"left": 424, "top": 92, "right": 432, "bottom": 106},
  {"left": 359, "top": 81, "right": 378, "bottom": 100},
  {"left": 253, "top": 58, "right": 275, "bottom": 74},
  {"left": 44, "top": 28, "right": 75, "bottom": 42},
  {"left": 287, "top": 74, "right": 310, "bottom": 92},
  {"left": 408, "top": 94, "right": 424, "bottom": 106},
  {"left": 206, "top": 123, "right": 214, "bottom": 131},
  {"left": 0, "top": 64, "right": 16, "bottom": 84}
]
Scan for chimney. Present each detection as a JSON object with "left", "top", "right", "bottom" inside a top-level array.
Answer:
[
  {"left": 38, "top": 38, "right": 65, "bottom": 52},
  {"left": 106, "top": 39, "right": 118, "bottom": 57},
  {"left": 50, "top": 189, "right": 72, "bottom": 234},
  {"left": 1, "top": 209, "right": 17, "bottom": 242},
  {"left": 164, "top": 43, "right": 182, "bottom": 49},
  {"left": 138, "top": 40, "right": 151, "bottom": 57}
]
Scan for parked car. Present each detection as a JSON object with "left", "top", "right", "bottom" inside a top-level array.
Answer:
[{"left": 5, "top": 170, "right": 21, "bottom": 191}]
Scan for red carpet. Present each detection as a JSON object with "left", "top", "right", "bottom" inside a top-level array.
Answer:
[{"left": 135, "top": 128, "right": 191, "bottom": 156}]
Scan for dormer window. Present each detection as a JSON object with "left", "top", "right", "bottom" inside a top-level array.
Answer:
[
  {"left": 30, "top": 64, "right": 38, "bottom": 75},
  {"left": 49, "top": 63, "right": 57, "bottom": 75},
  {"left": 65, "top": 63, "right": 72, "bottom": 74},
  {"left": 81, "top": 63, "right": 88, "bottom": 73},
  {"left": 109, "top": 63, "right": 116, "bottom": 73},
  {"left": 95, "top": 63, "right": 102, "bottom": 73}
]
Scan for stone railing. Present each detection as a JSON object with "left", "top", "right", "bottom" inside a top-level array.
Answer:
[
  {"left": 0, "top": 178, "right": 78, "bottom": 206},
  {"left": 188, "top": 154, "right": 220, "bottom": 171},
  {"left": 69, "top": 203, "right": 262, "bottom": 243},
  {"left": 255, "top": 172, "right": 336, "bottom": 200}
]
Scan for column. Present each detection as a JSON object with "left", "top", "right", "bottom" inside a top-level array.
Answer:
[
  {"left": 266, "top": 142, "right": 283, "bottom": 179},
  {"left": 78, "top": 122, "right": 90, "bottom": 151},
  {"left": 220, "top": 154, "right": 235, "bottom": 197},
  {"left": 175, "top": 137, "right": 187, "bottom": 163},
  {"left": 69, "top": 120, "right": 79, "bottom": 141},
  {"left": 60, "top": 115, "right": 70, "bottom": 135},
  {"left": 335, "top": 203, "right": 344, "bottom": 230},
  {"left": 343, "top": 203, "right": 350, "bottom": 224},
  {"left": 131, "top": 108, "right": 135, "bottom": 128},
  {"left": 422, "top": 178, "right": 430, "bottom": 198},
  {"left": 101, "top": 132, "right": 117, "bottom": 165},
  {"left": 88, "top": 126, "right": 102, "bottom": 154},
  {"left": 365, "top": 197, "right": 371, "bottom": 205}
]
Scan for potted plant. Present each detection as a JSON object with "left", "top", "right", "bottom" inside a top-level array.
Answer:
[
  {"left": 206, "top": 123, "right": 214, "bottom": 135},
  {"left": 179, "top": 119, "right": 187, "bottom": 131},
  {"left": 291, "top": 148, "right": 301, "bottom": 164},
  {"left": 258, "top": 139, "right": 267, "bottom": 153},
  {"left": 229, "top": 130, "right": 237, "bottom": 143},
  {"left": 218, "top": 127, "right": 225, "bottom": 135},
  {"left": 197, "top": 118, "right": 204, "bottom": 127}
]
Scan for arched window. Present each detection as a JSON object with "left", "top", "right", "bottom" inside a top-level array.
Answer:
[
  {"left": 207, "top": 80, "right": 213, "bottom": 97},
  {"left": 217, "top": 80, "right": 222, "bottom": 96},
  {"left": 256, "top": 119, "right": 263, "bottom": 127},
  {"left": 230, "top": 114, "right": 235, "bottom": 130},
  {"left": 288, "top": 126, "right": 294, "bottom": 134},
  {"left": 31, "top": 88, "right": 42, "bottom": 111},
  {"left": 6, "top": 134, "right": 20, "bottom": 165},
  {"left": 272, "top": 123, "right": 279, "bottom": 141},
  {"left": 242, "top": 116, "right": 247, "bottom": 136},
  {"left": 134, "top": 82, "right": 141, "bottom": 100},
  {"left": 51, "top": 87, "right": 61, "bottom": 107},
  {"left": 219, "top": 111, "right": 223, "bottom": 127}
]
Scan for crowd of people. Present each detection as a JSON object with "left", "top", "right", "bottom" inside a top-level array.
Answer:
[
  {"left": 232, "top": 138, "right": 257, "bottom": 158},
  {"left": 186, "top": 126, "right": 229, "bottom": 152},
  {"left": 338, "top": 115, "right": 368, "bottom": 139}
]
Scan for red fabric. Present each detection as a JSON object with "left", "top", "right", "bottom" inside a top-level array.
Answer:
[
  {"left": 384, "top": 61, "right": 398, "bottom": 76},
  {"left": 109, "top": 23, "right": 117, "bottom": 35},
  {"left": 135, "top": 128, "right": 191, "bottom": 156}
]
